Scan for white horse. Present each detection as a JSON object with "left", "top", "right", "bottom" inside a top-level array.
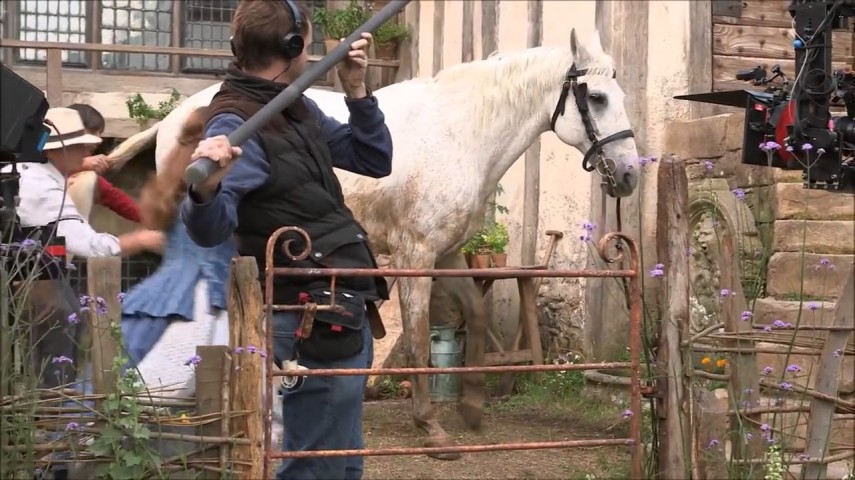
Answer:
[{"left": 108, "top": 29, "right": 640, "bottom": 457}]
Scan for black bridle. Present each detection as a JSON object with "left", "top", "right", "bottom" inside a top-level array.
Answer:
[{"left": 549, "top": 63, "right": 635, "bottom": 182}]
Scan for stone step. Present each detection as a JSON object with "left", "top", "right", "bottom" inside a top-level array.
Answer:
[
  {"left": 773, "top": 220, "right": 855, "bottom": 255},
  {"left": 772, "top": 182, "right": 855, "bottom": 221},
  {"left": 765, "top": 252, "right": 853, "bottom": 299},
  {"left": 753, "top": 298, "right": 837, "bottom": 326}
]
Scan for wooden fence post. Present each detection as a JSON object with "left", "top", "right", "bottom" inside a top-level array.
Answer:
[
  {"left": 655, "top": 155, "right": 692, "bottom": 478},
  {"left": 228, "top": 257, "right": 264, "bottom": 478},
  {"left": 196, "top": 345, "right": 230, "bottom": 479},
  {"left": 800, "top": 270, "right": 854, "bottom": 480},
  {"left": 45, "top": 49, "right": 63, "bottom": 108},
  {"left": 87, "top": 257, "right": 121, "bottom": 394}
]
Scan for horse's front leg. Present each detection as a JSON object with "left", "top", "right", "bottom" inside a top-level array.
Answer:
[{"left": 395, "top": 252, "right": 462, "bottom": 461}]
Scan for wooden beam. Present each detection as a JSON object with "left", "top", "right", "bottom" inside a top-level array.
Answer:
[
  {"left": 0, "top": 39, "right": 400, "bottom": 67},
  {"left": 46, "top": 49, "right": 63, "bottom": 108},
  {"left": 688, "top": 1, "right": 714, "bottom": 119},
  {"left": 588, "top": 0, "right": 648, "bottom": 362},
  {"left": 800, "top": 270, "right": 854, "bottom": 480},
  {"left": 432, "top": 0, "right": 445, "bottom": 76},
  {"left": 521, "top": 0, "right": 543, "bottom": 267},
  {"left": 480, "top": 1, "right": 499, "bottom": 59},
  {"left": 394, "top": 0, "right": 420, "bottom": 81},
  {"left": 461, "top": 0, "right": 475, "bottom": 64},
  {"left": 713, "top": 24, "right": 853, "bottom": 62},
  {"left": 655, "top": 156, "right": 691, "bottom": 479}
]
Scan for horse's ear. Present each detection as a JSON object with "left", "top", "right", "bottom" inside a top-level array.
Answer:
[{"left": 570, "top": 28, "right": 589, "bottom": 64}]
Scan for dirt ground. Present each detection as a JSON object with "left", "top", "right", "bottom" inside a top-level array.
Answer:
[{"left": 362, "top": 389, "right": 631, "bottom": 480}]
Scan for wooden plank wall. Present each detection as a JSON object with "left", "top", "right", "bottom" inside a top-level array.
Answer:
[{"left": 712, "top": 0, "right": 854, "bottom": 92}]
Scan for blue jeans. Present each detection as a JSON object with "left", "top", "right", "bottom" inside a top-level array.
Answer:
[{"left": 272, "top": 311, "right": 373, "bottom": 480}]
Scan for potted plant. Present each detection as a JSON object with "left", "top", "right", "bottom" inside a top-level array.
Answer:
[
  {"left": 373, "top": 20, "right": 409, "bottom": 60},
  {"left": 314, "top": 0, "right": 371, "bottom": 53},
  {"left": 126, "top": 89, "right": 181, "bottom": 130},
  {"left": 485, "top": 221, "right": 509, "bottom": 267},
  {"left": 462, "top": 229, "right": 490, "bottom": 269}
]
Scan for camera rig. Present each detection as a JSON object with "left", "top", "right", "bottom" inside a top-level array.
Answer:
[
  {"left": 1, "top": 62, "right": 68, "bottom": 280},
  {"left": 676, "top": 0, "right": 855, "bottom": 193}
]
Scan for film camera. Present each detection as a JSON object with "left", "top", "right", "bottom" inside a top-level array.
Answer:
[
  {"left": 677, "top": 0, "right": 855, "bottom": 193},
  {"left": 1, "top": 62, "right": 68, "bottom": 279}
]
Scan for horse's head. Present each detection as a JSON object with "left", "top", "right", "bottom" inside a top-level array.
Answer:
[{"left": 549, "top": 28, "right": 639, "bottom": 198}]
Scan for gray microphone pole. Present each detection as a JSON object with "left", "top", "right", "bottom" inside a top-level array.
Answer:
[{"left": 185, "top": 0, "right": 412, "bottom": 186}]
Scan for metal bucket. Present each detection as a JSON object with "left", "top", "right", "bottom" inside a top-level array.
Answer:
[{"left": 428, "top": 325, "right": 465, "bottom": 403}]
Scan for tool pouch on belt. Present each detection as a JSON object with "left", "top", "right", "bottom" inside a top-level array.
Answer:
[{"left": 297, "top": 288, "right": 366, "bottom": 362}]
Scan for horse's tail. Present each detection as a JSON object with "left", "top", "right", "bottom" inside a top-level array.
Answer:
[{"left": 107, "top": 121, "right": 161, "bottom": 169}]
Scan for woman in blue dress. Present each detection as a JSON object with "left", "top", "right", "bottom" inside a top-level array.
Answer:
[{"left": 120, "top": 107, "right": 236, "bottom": 395}]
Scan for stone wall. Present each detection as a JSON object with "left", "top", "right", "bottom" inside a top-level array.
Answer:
[{"left": 662, "top": 111, "right": 855, "bottom": 396}]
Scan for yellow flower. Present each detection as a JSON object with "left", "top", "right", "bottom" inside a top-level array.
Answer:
[
  {"left": 179, "top": 413, "right": 190, "bottom": 425},
  {"left": 701, "top": 357, "right": 711, "bottom": 365},
  {"left": 716, "top": 359, "right": 727, "bottom": 368}
]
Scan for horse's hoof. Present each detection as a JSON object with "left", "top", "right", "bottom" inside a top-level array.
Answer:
[
  {"left": 458, "top": 401, "right": 483, "bottom": 431},
  {"left": 424, "top": 437, "right": 463, "bottom": 461}
]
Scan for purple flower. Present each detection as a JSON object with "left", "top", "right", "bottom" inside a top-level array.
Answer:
[
  {"left": 582, "top": 221, "right": 596, "bottom": 232},
  {"left": 621, "top": 409, "right": 633, "bottom": 419},
  {"left": 246, "top": 345, "right": 257, "bottom": 354},
  {"left": 786, "top": 364, "right": 802, "bottom": 373},
  {"left": 234, "top": 365, "right": 241, "bottom": 371},
  {"left": 732, "top": 188, "right": 746, "bottom": 201},
  {"left": 797, "top": 453, "right": 811, "bottom": 461},
  {"left": 21, "top": 238, "right": 38, "bottom": 248},
  {"left": 707, "top": 439, "right": 720, "bottom": 449},
  {"left": 259, "top": 351, "right": 267, "bottom": 358},
  {"left": 816, "top": 148, "right": 826, "bottom": 155},
  {"left": 720, "top": 289, "right": 731, "bottom": 297},
  {"left": 759, "top": 141, "right": 781, "bottom": 152},
  {"left": 184, "top": 355, "right": 202, "bottom": 367},
  {"left": 649, "top": 263, "right": 664, "bottom": 277},
  {"left": 233, "top": 347, "right": 244, "bottom": 354},
  {"left": 785, "top": 145, "right": 795, "bottom": 152},
  {"left": 762, "top": 325, "right": 772, "bottom": 332},
  {"left": 638, "top": 156, "right": 657, "bottom": 167},
  {"left": 703, "top": 160, "right": 714, "bottom": 172},
  {"left": 762, "top": 366, "right": 773, "bottom": 376},
  {"left": 78, "top": 295, "right": 91, "bottom": 307},
  {"left": 833, "top": 348, "right": 843, "bottom": 358},
  {"left": 52, "top": 356, "right": 72, "bottom": 365},
  {"left": 65, "top": 262, "right": 77, "bottom": 271},
  {"left": 117, "top": 292, "right": 127, "bottom": 304},
  {"left": 772, "top": 319, "right": 792, "bottom": 329},
  {"left": 688, "top": 246, "right": 696, "bottom": 255},
  {"left": 579, "top": 234, "right": 592, "bottom": 242},
  {"left": 744, "top": 433, "right": 753, "bottom": 442},
  {"left": 67, "top": 312, "right": 79, "bottom": 325},
  {"left": 65, "top": 422, "right": 81, "bottom": 431},
  {"left": 807, "top": 302, "right": 819, "bottom": 311},
  {"left": 780, "top": 381, "right": 793, "bottom": 391},
  {"left": 760, "top": 423, "right": 771, "bottom": 432},
  {"left": 815, "top": 258, "right": 835, "bottom": 271},
  {"left": 741, "top": 310, "right": 753, "bottom": 321},
  {"left": 802, "top": 143, "right": 813, "bottom": 151}
]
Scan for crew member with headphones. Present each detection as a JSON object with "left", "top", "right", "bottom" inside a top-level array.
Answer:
[{"left": 181, "top": 1, "right": 393, "bottom": 479}]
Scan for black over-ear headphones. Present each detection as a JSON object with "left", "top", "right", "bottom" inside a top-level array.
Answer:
[{"left": 230, "top": 0, "right": 305, "bottom": 61}]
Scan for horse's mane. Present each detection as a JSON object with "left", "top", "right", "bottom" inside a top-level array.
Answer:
[
  {"left": 138, "top": 107, "right": 208, "bottom": 231},
  {"left": 431, "top": 46, "right": 615, "bottom": 129}
]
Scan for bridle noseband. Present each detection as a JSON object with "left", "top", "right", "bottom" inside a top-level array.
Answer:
[{"left": 550, "top": 63, "right": 635, "bottom": 181}]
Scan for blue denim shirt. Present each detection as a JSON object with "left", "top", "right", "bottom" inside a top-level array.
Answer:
[{"left": 121, "top": 219, "right": 236, "bottom": 319}]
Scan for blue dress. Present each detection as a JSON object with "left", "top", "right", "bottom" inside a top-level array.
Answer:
[{"left": 121, "top": 219, "right": 236, "bottom": 366}]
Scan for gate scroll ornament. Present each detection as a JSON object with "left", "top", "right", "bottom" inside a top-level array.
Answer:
[{"left": 252, "top": 225, "right": 646, "bottom": 479}]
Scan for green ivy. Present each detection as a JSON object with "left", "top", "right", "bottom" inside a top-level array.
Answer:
[{"left": 126, "top": 89, "right": 181, "bottom": 123}]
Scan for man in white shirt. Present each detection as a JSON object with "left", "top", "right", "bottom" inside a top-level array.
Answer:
[{"left": 17, "top": 107, "right": 163, "bottom": 257}]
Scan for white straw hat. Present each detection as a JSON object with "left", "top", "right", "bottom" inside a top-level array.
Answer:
[{"left": 42, "top": 107, "right": 103, "bottom": 151}]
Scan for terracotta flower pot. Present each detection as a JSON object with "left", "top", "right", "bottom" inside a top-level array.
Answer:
[
  {"left": 491, "top": 253, "right": 508, "bottom": 268},
  {"left": 374, "top": 43, "right": 397, "bottom": 60},
  {"left": 470, "top": 254, "right": 490, "bottom": 269},
  {"left": 324, "top": 38, "right": 341, "bottom": 54}
]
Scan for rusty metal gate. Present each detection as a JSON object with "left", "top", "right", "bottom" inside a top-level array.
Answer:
[{"left": 260, "top": 227, "right": 645, "bottom": 479}]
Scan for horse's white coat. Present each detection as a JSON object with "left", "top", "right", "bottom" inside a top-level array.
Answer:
[{"left": 110, "top": 30, "right": 640, "bottom": 444}]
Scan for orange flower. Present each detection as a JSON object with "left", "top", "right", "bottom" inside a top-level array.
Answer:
[
  {"left": 701, "top": 357, "right": 711, "bottom": 365},
  {"left": 716, "top": 359, "right": 727, "bottom": 368}
]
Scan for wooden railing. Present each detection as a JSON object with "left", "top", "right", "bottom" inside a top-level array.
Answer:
[{"left": 0, "top": 39, "right": 401, "bottom": 107}]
